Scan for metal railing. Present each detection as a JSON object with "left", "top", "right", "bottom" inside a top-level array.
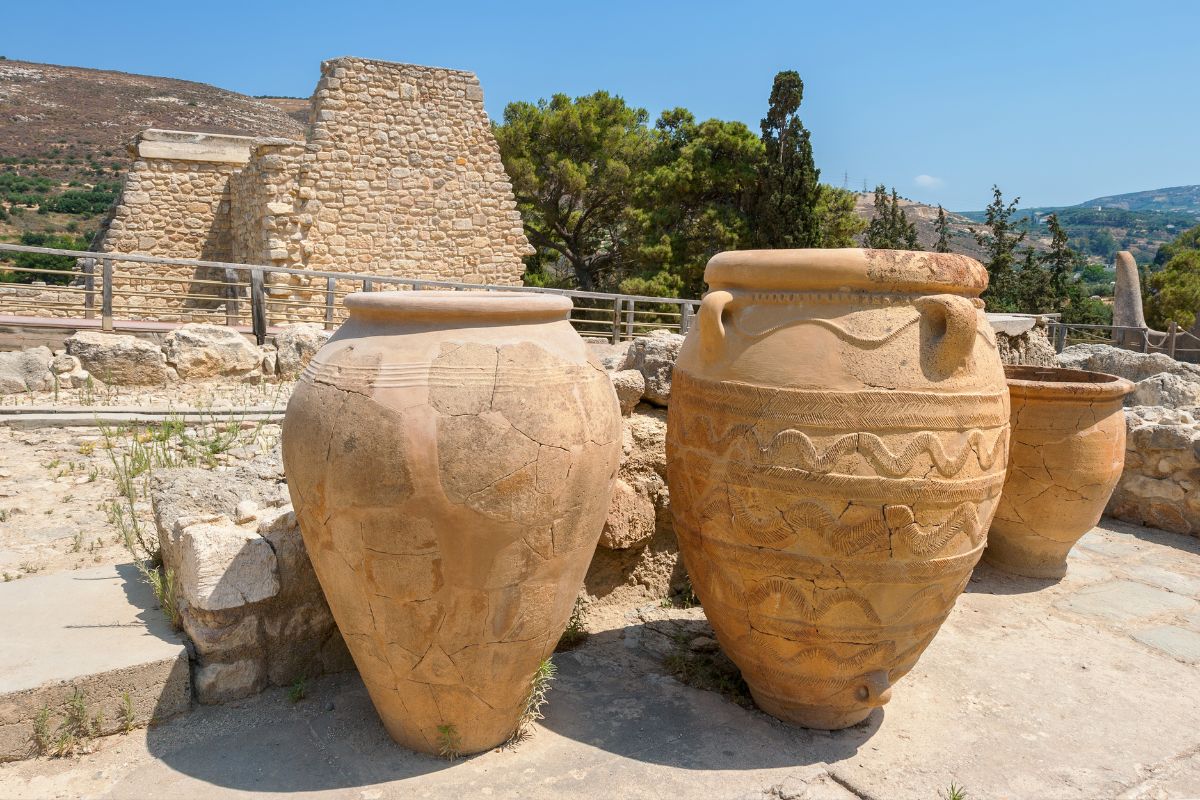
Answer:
[
  {"left": 0, "top": 243, "right": 699, "bottom": 345},
  {"left": 1046, "top": 320, "right": 1200, "bottom": 362}
]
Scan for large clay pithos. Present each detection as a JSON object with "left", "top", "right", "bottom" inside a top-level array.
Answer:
[
  {"left": 282, "top": 291, "right": 620, "bottom": 755},
  {"left": 986, "top": 365, "right": 1133, "bottom": 578},
  {"left": 666, "top": 249, "right": 1009, "bottom": 729}
]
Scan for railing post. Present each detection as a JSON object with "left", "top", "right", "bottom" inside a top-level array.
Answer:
[
  {"left": 680, "top": 302, "right": 693, "bottom": 335},
  {"left": 611, "top": 297, "right": 621, "bottom": 344},
  {"left": 1053, "top": 322, "right": 1067, "bottom": 353},
  {"left": 223, "top": 268, "right": 240, "bottom": 327},
  {"left": 82, "top": 258, "right": 95, "bottom": 320},
  {"left": 325, "top": 277, "right": 336, "bottom": 330},
  {"left": 250, "top": 268, "right": 266, "bottom": 346},
  {"left": 624, "top": 298, "right": 635, "bottom": 339},
  {"left": 1168, "top": 321, "right": 1178, "bottom": 360},
  {"left": 362, "top": 279, "right": 373, "bottom": 293},
  {"left": 100, "top": 259, "right": 113, "bottom": 332},
  {"left": 1141, "top": 328, "right": 1150, "bottom": 353}
]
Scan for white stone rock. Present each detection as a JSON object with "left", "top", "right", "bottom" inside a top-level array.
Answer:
[
  {"left": 623, "top": 330, "right": 684, "bottom": 407},
  {"left": 610, "top": 369, "right": 646, "bottom": 415},
  {"left": 177, "top": 516, "right": 280, "bottom": 612},
  {"left": 163, "top": 324, "right": 262, "bottom": 380},
  {"left": 0, "top": 346, "right": 53, "bottom": 394},
  {"left": 273, "top": 323, "right": 331, "bottom": 378},
  {"left": 1130, "top": 373, "right": 1200, "bottom": 409},
  {"left": 66, "top": 331, "right": 171, "bottom": 386},
  {"left": 234, "top": 500, "right": 259, "bottom": 525}
]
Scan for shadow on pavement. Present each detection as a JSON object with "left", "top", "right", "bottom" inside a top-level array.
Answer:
[{"left": 539, "top": 623, "right": 882, "bottom": 770}]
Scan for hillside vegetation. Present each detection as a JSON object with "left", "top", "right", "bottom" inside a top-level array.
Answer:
[{"left": 0, "top": 58, "right": 304, "bottom": 250}]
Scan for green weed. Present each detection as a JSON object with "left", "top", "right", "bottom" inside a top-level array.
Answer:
[
  {"left": 556, "top": 596, "right": 589, "bottom": 651},
  {"left": 436, "top": 723, "right": 462, "bottom": 761}
]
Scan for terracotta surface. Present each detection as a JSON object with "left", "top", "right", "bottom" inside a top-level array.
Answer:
[
  {"left": 666, "top": 248, "right": 1009, "bottom": 729},
  {"left": 987, "top": 365, "right": 1133, "bottom": 578},
  {"left": 281, "top": 291, "right": 621, "bottom": 755}
]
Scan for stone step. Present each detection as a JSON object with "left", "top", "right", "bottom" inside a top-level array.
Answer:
[
  {"left": 0, "top": 563, "right": 191, "bottom": 761},
  {"left": 0, "top": 408, "right": 283, "bottom": 429}
]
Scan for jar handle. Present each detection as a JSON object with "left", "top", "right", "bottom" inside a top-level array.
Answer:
[
  {"left": 914, "top": 294, "right": 978, "bottom": 373},
  {"left": 698, "top": 291, "right": 733, "bottom": 363}
]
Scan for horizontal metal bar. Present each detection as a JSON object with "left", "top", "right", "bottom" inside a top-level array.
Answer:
[{"left": 0, "top": 243, "right": 701, "bottom": 306}]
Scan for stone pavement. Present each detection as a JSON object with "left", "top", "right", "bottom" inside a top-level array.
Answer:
[{"left": 1, "top": 518, "right": 1199, "bottom": 799}]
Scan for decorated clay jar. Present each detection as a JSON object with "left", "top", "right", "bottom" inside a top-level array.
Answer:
[
  {"left": 666, "top": 249, "right": 1009, "bottom": 729},
  {"left": 986, "top": 365, "right": 1133, "bottom": 578},
  {"left": 282, "top": 291, "right": 620, "bottom": 754}
]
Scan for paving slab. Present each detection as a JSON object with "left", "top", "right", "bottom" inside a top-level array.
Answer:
[
  {"left": 0, "top": 563, "right": 190, "bottom": 761},
  {"left": 0, "top": 521, "right": 1198, "bottom": 798},
  {"left": 1055, "top": 579, "right": 1199, "bottom": 624},
  {"left": 1132, "top": 625, "right": 1200, "bottom": 664}
]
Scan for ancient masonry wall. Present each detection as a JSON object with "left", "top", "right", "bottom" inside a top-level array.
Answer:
[
  {"left": 65, "top": 57, "right": 532, "bottom": 324},
  {"left": 97, "top": 130, "right": 254, "bottom": 321}
]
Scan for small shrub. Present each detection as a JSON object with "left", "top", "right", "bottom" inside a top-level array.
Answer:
[
  {"left": 663, "top": 633, "right": 753, "bottom": 708},
  {"left": 436, "top": 723, "right": 462, "bottom": 761},
  {"left": 662, "top": 577, "right": 700, "bottom": 609},
  {"left": 289, "top": 678, "right": 307, "bottom": 704},
  {"left": 556, "top": 596, "right": 589, "bottom": 651},
  {"left": 120, "top": 691, "right": 136, "bottom": 733},
  {"left": 942, "top": 783, "right": 968, "bottom": 800},
  {"left": 509, "top": 657, "right": 557, "bottom": 746},
  {"left": 33, "top": 706, "right": 52, "bottom": 755}
]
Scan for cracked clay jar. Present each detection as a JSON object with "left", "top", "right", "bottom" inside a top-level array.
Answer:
[
  {"left": 986, "top": 365, "right": 1133, "bottom": 579},
  {"left": 282, "top": 291, "right": 621, "bottom": 755},
  {"left": 666, "top": 249, "right": 1009, "bottom": 729}
]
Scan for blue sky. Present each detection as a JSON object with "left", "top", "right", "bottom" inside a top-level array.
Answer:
[{"left": 5, "top": 0, "right": 1198, "bottom": 210}]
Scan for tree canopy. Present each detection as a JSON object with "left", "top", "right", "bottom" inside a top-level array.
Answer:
[
  {"left": 864, "top": 185, "right": 920, "bottom": 250},
  {"left": 496, "top": 71, "right": 861, "bottom": 297},
  {"left": 751, "top": 71, "right": 821, "bottom": 249},
  {"left": 1147, "top": 224, "right": 1200, "bottom": 329},
  {"left": 494, "top": 91, "right": 651, "bottom": 291}
]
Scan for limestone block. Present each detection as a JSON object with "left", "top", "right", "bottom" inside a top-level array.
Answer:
[
  {"left": 1131, "top": 372, "right": 1200, "bottom": 409},
  {"left": 611, "top": 369, "right": 646, "bottom": 415},
  {"left": 273, "top": 323, "right": 331, "bottom": 378},
  {"left": 177, "top": 517, "right": 280, "bottom": 612},
  {"left": 0, "top": 346, "right": 53, "bottom": 394},
  {"left": 66, "top": 331, "right": 171, "bottom": 386},
  {"left": 194, "top": 658, "right": 265, "bottom": 704},
  {"left": 623, "top": 331, "right": 683, "bottom": 406},
  {"left": 163, "top": 324, "right": 262, "bottom": 380},
  {"left": 1058, "top": 344, "right": 1200, "bottom": 384},
  {"left": 49, "top": 352, "right": 80, "bottom": 375},
  {"left": 600, "top": 478, "right": 656, "bottom": 549}
]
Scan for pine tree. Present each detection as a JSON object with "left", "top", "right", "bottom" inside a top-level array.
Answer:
[
  {"left": 864, "top": 185, "right": 921, "bottom": 250},
  {"left": 933, "top": 205, "right": 952, "bottom": 253},
  {"left": 752, "top": 71, "right": 821, "bottom": 248},
  {"left": 972, "top": 186, "right": 1027, "bottom": 311}
]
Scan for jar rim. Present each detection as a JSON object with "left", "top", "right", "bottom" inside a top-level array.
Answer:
[
  {"left": 344, "top": 290, "right": 572, "bottom": 323},
  {"left": 704, "top": 248, "right": 989, "bottom": 296},
  {"left": 1005, "top": 364, "right": 1134, "bottom": 401}
]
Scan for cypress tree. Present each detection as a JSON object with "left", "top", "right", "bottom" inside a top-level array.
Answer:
[
  {"left": 865, "top": 185, "right": 921, "bottom": 250},
  {"left": 752, "top": 71, "right": 821, "bottom": 248},
  {"left": 933, "top": 205, "right": 952, "bottom": 252}
]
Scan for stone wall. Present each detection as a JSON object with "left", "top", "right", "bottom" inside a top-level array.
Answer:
[
  {"left": 1107, "top": 406, "right": 1200, "bottom": 536},
  {"left": 97, "top": 130, "right": 256, "bottom": 322},
  {"left": 294, "top": 57, "right": 532, "bottom": 285},
  {"left": 18, "top": 57, "right": 534, "bottom": 326}
]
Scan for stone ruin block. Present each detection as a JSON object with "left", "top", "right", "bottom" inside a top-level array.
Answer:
[{"left": 151, "top": 458, "right": 352, "bottom": 703}]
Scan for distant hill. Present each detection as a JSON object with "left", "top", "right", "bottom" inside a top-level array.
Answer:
[
  {"left": 0, "top": 59, "right": 305, "bottom": 245},
  {"left": 853, "top": 193, "right": 989, "bottom": 260},
  {"left": 1075, "top": 185, "right": 1200, "bottom": 215}
]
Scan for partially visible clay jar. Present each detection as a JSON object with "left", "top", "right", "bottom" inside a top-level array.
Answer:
[
  {"left": 282, "top": 291, "right": 620, "bottom": 755},
  {"left": 986, "top": 365, "right": 1133, "bottom": 578}
]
